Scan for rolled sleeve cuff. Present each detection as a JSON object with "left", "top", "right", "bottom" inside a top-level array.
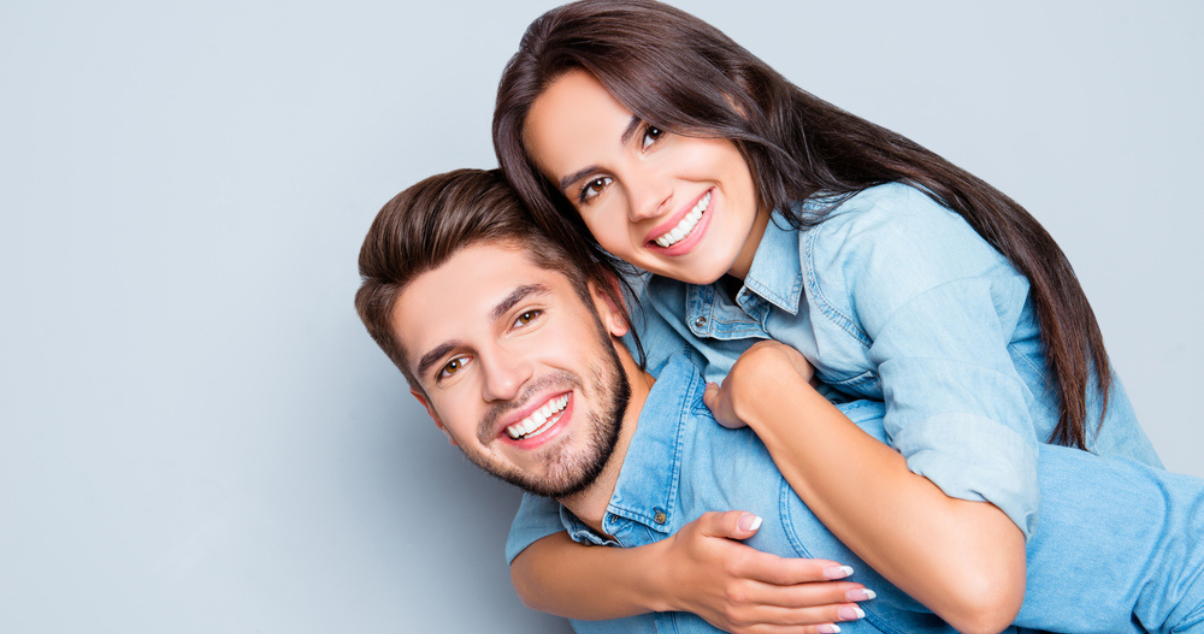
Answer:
[
  {"left": 505, "top": 493, "right": 567, "bottom": 565},
  {"left": 893, "top": 413, "right": 1040, "bottom": 538}
]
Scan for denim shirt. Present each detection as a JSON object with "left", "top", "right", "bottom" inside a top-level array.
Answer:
[
  {"left": 508, "top": 183, "right": 1161, "bottom": 560},
  {"left": 636, "top": 182, "right": 1161, "bottom": 537},
  {"left": 514, "top": 355, "right": 1204, "bottom": 634}
]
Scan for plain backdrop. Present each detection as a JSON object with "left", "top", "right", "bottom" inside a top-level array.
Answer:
[{"left": 1, "top": 1, "right": 1200, "bottom": 632}]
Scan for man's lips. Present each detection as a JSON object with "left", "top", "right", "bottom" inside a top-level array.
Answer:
[{"left": 497, "top": 391, "right": 573, "bottom": 442}]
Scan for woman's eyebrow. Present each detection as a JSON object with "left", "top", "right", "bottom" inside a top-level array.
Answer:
[
  {"left": 618, "top": 114, "right": 642, "bottom": 145},
  {"left": 557, "top": 116, "right": 643, "bottom": 193}
]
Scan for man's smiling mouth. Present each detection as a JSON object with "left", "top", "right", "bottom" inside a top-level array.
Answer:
[{"left": 505, "top": 394, "right": 570, "bottom": 440}]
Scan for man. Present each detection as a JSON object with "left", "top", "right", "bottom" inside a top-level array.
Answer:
[{"left": 356, "top": 169, "right": 1204, "bottom": 634}]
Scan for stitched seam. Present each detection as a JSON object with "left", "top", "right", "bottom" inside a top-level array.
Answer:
[
  {"left": 803, "top": 228, "right": 872, "bottom": 347},
  {"left": 825, "top": 369, "right": 878, "bottom": 387},
  {"left": 870, "top": 275, "right": 1003, "bottom": 344},
  {"left": 1009, "top": 341, "right": 1046, "bottom": 375},
  {"left": 661, "top": 376, "right": 693, "bottom": 526}
]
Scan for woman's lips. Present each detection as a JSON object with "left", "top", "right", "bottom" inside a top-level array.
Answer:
[{"left": 647, "top": 189, "right": 715, "bottom": 256}]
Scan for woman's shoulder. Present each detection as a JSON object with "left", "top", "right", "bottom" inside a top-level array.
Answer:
[
  {"left": 802, "top": 182, "right": 999, "bottom": 267},
  {"left": 798, "top": 182, "right": 1024, "bottom": 313},
  {"left": 804, "top": 182, "right": 959, "bottom": 237}
]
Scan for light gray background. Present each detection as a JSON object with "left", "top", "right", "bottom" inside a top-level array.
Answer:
[{"left": 2, "top": 1, "right": 1200, "bottom": 632}]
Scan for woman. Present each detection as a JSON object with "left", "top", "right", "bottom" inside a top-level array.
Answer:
[{"left": 491, "top": 1, "right": 1164, "bottom": 632}]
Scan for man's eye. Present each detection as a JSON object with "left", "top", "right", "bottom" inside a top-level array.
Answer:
[
  {"left": 440, "top": 356, "right": 470, "bottom": 379},
  {"left": 514, "top": 310, "right": 541, "bottom": 327},
  {"left": 578, "top": 177, "right": 612, "bottom": 204},
  {"left": 641, "top": 125, "right": 662, "bottom": 150}
]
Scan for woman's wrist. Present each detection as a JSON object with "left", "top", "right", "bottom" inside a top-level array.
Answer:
[
  {"left": 640, "top": 536, "right": 679, "bottom": 613},
  {"left": 732, "top": 348, "right": 811, "bottom": 431}
]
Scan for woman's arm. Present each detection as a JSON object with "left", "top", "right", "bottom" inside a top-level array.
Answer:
[
  {"left": 704, "top": 341, "right": 1026, "bottom": 634},
  {"left": 511, "top": 513, "right": 872, "bottom": 634}
]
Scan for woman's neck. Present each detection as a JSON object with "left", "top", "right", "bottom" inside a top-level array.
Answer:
[{"left": 725, "top": 207, "right": 771, "bottom": 280}]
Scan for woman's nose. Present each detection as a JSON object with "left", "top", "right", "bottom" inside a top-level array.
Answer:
[{"left": 626, "top": 171, "right": 672, "bottom": 223}]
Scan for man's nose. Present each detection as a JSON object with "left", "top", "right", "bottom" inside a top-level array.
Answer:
[{"left": 479, "top": 347, "right": 533, "bottom": 403}]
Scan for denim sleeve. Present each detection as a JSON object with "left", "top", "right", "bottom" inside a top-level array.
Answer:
[
  {"left": 815, "top": 185, "right": 1042, "bottom": 537},
  {"left": 869, "top": 278, "right": 1040, "bottom": 537},
  {"left": 505, "top": 492, "right": 566, "bottom": 565}
]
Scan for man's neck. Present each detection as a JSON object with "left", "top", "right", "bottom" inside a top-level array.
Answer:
[{"left": 556, "top": 353, "right": 654, "bottom": 536}]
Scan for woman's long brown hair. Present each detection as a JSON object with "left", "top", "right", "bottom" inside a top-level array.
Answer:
[{"left": 494, "top": 0, "right": 1108, "bottom": 449}]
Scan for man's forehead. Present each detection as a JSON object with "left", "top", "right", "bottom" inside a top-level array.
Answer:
[
  {"left": 412, "top": 242, "right": 568, "bottom": 300},
  {"left": 391, "top": 242, "right": 577, "bottom": 348}
]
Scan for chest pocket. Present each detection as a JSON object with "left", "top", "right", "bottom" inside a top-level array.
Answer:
[{"left": 821, "top": 369, "right": 882, "bottom": 399}]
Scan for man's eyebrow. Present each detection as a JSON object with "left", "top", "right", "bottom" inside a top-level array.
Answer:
[
  {"left": 557, "top": 115, "right": 643, "bottom": 194},
  {"left": 413, "top": 284, "right": 552, "bottom": 380},
  {"left": 490, "top": 284, "right": 550, "bottom": 321},
  {"left": 415, "top": 341, "right": 461, "bottom": 380}
]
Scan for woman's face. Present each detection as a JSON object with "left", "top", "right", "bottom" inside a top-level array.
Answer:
[{"left": 524, "top": 69, "right": 768, "bottom": 284}]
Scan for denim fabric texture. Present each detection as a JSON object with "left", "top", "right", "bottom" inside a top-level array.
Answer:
[
  {"left": 529, "top": 355, "right": 1204, "bottom": 634},
  {"left": 509, "top": 183, "right": 1163, "bottom": 564},
  {"left": 637, "top": 182, "right": 1162, "bottom": 536}
]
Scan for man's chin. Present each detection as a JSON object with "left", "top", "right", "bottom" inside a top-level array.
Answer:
[
  {"left": 484, "top": 442, "right": 615, "bottom": 500},
  {"left": 473, "top": 310, "right": 632, "bottom": 500}
]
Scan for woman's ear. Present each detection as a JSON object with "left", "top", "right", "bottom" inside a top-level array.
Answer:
[{"left": 411, "top": 389, "right": 458, "bottom": 446}]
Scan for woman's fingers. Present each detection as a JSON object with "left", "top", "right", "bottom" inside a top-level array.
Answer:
[
  {"left": 703, "top": 381, "right": 747, "bottom": 428},
  {"left": 726, "top": 544, "right": 854, "bottom": 586},
  {"left": 664, "top": 512, "right": 874, "bottom": 634},
  {"left": 738, "top": 581, "right": 873, "bottom": 613},
  {"left": 693, "top": 510, "right": 764, "bottom": 539},
  {"left": 716, "top": 596, "right": 870, "bottom": 633}
]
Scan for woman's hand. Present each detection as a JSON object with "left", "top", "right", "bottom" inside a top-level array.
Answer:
[
  {"left": 655, "top": 510, "right": 873, "bottom": 634},
  {"left": 703, "top": 341, "right": 816, "bottom": 429}
]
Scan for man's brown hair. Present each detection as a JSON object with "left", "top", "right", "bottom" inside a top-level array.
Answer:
[{"left": 355, "top": 168, "right": 639, "bottom": 391}]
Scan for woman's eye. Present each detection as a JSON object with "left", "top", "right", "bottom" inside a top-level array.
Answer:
[
  {"left": 439, "top": 356, "right": 470, "bottom": 379},
  {"left": 641, "top": 125, "right": 662, "bottom": 150},
  {"left": 514, "top": 310, "right": 542, "bottom": 328},
  {"left": 578, "top": 177, "right": 612, "bottom": 203}
]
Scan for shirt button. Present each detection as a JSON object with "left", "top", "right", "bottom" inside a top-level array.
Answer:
[
  {"left": 653, "top": 510, "right": 667, "bottom": 525},
  {"left": 694, "top": 317, "right": 707, "bottom": 328}
]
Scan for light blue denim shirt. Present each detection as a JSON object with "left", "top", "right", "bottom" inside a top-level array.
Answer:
[
  {"left": 517, "top": 354, "right": 1204, "bottom": 634},
  {"left": 631, "top": 182, "right": 1161, "bottom": 537},
  {"left": 507, "top": 182, "right": 1165, "bottom": 583}
]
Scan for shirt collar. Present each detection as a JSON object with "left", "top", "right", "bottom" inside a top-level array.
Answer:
[
  {"left": 564, "top": 353, "right": 702, "bottom": 540},
  {"left": 740, "top": 210, "right": 804, "bottom": 314}
]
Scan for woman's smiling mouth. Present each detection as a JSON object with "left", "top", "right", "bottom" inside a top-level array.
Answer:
[{"left": 652, "top": 190, "right": 712, "bottom": 248}]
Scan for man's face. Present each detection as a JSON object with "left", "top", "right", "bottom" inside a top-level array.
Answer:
[{"left": 392, "top": 242, "right": 631, "bottom": 498}]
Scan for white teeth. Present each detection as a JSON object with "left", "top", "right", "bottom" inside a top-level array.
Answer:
[
  {"left": 506, "top": 394, "right": 570, "bottom": 440},
  {"left": 654, "top": 191, "right": 711, "bottom": 248}
]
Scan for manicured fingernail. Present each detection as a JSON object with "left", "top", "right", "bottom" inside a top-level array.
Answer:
[
  {"left": 824, "top": 565, "right": 854, "bottom": 580},
  {"left": 838, "top": 606, "right": 866, "bottom": 621},
  {"left": 846, "top": 588, "right": 876, "bottom": 601},
  {"left": 817, "top": 625, "right": 841, "bottom": 634},
  {"left": 737, "top": 513, "right": 762, "bottom": 531}
]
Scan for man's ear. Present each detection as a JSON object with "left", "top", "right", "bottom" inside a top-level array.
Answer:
[
  {"left": 410, "top": 389, "right": 458, "bottom": 447},
  {"left": 589, "top": 275, "right": 630, "bottom": 338}
]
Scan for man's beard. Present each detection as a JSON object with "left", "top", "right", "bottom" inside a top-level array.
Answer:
[{"left": 464, "top": 318, "right": 630, "bottom": 499}]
